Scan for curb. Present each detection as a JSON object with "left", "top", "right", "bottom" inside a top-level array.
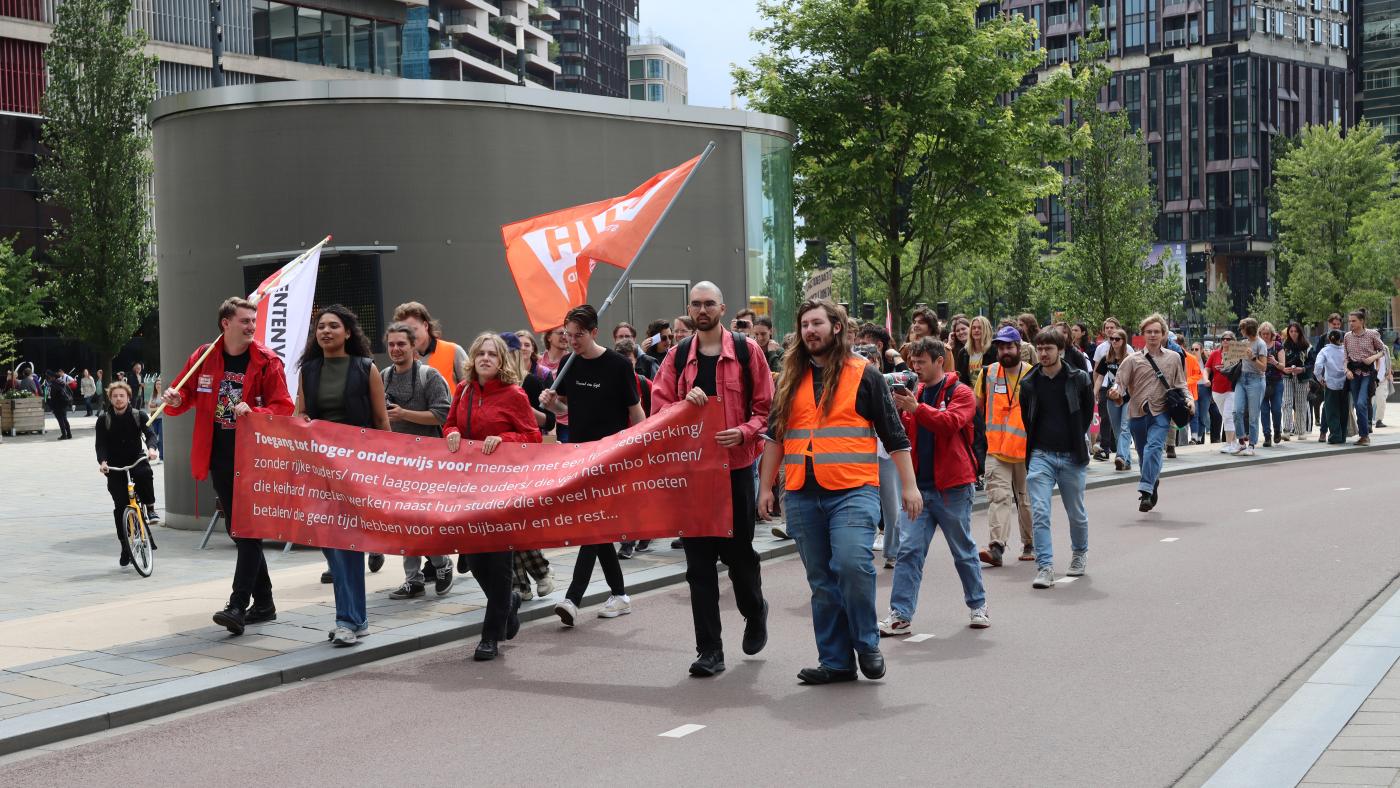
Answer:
[{"left": 0, "top": 539, "right": 799, "bottom": 757}]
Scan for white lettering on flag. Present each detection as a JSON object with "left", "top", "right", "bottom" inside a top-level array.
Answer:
[{"left": 254, "top": 247, "right": 320, "bottom": 399}]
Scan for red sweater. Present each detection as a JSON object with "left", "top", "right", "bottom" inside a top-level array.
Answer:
[
  {"left": 164, "top": 339, "right": 294, "bottom": 480},
  {"left": 443, "top": 378, "right": 542, "bottom": 444},
  {"left": 899, "top": 373, "right": 978, "bottom": 492},
  {"left": 1207, "top": 348, "right": 1233, "bottom": 394}
]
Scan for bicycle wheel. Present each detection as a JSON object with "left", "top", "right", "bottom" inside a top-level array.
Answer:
[{"left": 125, "top": 508, "right": 154, "bottom": 578}]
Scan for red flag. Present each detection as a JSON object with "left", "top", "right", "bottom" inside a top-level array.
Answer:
[{"left": 501, "top": 154, "right": 703, "bottom": 332}]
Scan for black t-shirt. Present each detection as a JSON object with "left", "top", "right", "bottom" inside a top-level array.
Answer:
[
  {"left": 694, "top": 352, "right": 719, "bottom": 397},
  {"left": 555, "top": 349, "right": 640, "bottom": 443},
  {"left": 1031, "top": 366, "right": 1077, "bottom": 453},
  {"left": 211, "top": 350, "right": 251, "bottom": 465}
]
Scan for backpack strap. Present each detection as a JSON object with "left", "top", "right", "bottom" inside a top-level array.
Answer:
[{"left": 671, "top": 331, "right": 753, "bottom": 418}]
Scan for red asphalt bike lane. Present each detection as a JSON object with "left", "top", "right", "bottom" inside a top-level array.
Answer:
[{"left": 2, "top": 451, "right": 1398, "bottom": 787}]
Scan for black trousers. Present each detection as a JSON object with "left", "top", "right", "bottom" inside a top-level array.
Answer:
[
  {"left": 467, "top": 551, "right": 515, "bottom": 640},
  {"left": 53, "top": 406, "right": 71, "bottom": 438},
  {"left": 211, "top": 460, "right": 273, "bottom": 610},
  {"left": 565, "top": 543, "right": 626, "bottom": 604},
  {"left": 972, "top": 408, "right": 987, "bottom": 477},
  {"left": 682, "top": 470, "right": 764, "bottom": 654},
  {"left": 1097, "top": 390, "right": 1115, "bottom": 454},
  {"left": 107, "top": 464, "right": 155, "bottom": 556}
]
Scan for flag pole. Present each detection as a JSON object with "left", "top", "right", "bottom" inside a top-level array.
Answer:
[
  {"left": 549, "top": 141, "right": 717, "bottom": 390},
  {"left": 151, "top": 235, "right": 332, "bottom": 420}
]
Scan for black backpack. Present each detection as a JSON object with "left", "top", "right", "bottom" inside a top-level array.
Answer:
[{"left": 672, "top": 331, "right": 753, "bottom": 416}]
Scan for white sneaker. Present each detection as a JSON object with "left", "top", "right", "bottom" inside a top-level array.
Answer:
[
  {"left": 969, "top": 607, "right": 990, "bottom": 628},
  {"left": 1243, "top": 445, "right": 1256, "bottom": 456},
  {"left": 535, "top": 571, "right": 554, "bottom": 597},
  {"left": 878, "top": 612, "right": 911, "bottom": 636},
  {"left": 554, "top": 598, "right": 579, "bottom": 627},
  {"left": 1219, "top": 443, "right": 1235, "bottom": 454},
  {"left": 1229, "top": 443, "right": 1246, "bottom": 455},
  {"left": 873, "top": 532, "right": 885, "bottom": 551},
  {"left": 598, "top": 594, "right": 632, "bottom": 618},
  {"left": 330, "top": 626, "right": 358, "bottom": 647}
]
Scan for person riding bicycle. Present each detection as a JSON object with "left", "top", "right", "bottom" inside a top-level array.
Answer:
[{"left": 95, "top": 381, "right": 159, "bottom": 567}]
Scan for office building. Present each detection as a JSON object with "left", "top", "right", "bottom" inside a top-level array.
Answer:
[
  {"left": 987, "top": 0, "right": 1353, "bottom": 327},
  {"left": 627, "top": 33, "right": 686, "bottom": 103},
  {"left": 1361, "top": 0, "right": 1400, "bottom": 138},
  {"left": 541, "top": 0, "right": 638, "bottom": 97}
]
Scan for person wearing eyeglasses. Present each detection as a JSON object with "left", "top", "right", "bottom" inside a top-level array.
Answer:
[{"left": 1207, "top": 332, "right": 1236, "bottom": 447}]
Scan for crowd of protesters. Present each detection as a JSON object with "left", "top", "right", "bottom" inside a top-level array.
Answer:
[{"left": 46, "top": 286, "right": 1390, "bottom": 684}]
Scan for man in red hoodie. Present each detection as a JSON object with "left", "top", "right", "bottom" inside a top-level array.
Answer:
[
  {"left": 163, "top": 297, "right": 295, "bottom": 636},
  {"left": 880, "top": 336, "right": 988, "bottom": 636}
]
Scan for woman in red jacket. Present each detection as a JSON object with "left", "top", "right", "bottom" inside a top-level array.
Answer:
[{"left": 445, "top": 332, "right": 543, "bottom": 661}]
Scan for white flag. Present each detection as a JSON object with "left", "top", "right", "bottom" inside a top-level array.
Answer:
[{"left": 253, "top": 246, "right": 320, "bottom": 398}]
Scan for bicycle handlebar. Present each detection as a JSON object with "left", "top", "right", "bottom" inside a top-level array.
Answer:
[{"left": 106, "top": 436, "right": 152, "bottom": 473}]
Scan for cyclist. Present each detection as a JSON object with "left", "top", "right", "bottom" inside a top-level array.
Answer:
[{"left": 95, "top": 381, "right": 159, "bottom": 567}]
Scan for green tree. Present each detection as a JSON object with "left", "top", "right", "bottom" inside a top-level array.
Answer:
[
  {"left": 38, "top": 0, "right": 157, "bottom": 379},
  {"left": 734, "top": 0, "right": 1086, "bottom": 337},
  {"left": 1004, "top": 215, "right": 1048, "bottom": 317},
  {"left": 1203, "top": 280, "right": 1236, "bottom": 334},
  {"left": 0, "top": 236, "right": 48, "bottom": 368},
  {"left": 1246, "top": 287, "right": 1288, "bottom": 330},
  {"left": 1274, "top": 122, "right": 1400, "bottom": 325}
]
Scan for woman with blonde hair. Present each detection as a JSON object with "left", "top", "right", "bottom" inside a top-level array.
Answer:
[
  {"left": 444, "top": 331, "right": 542, "bottom": 660},
  {"left": 956, "top": 315, "right": 997, "bottom": 485}
]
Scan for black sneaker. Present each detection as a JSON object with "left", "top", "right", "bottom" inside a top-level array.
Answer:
[
  {"left": 245, "top": 605, "right": 277, "bottom": 625},
  {"left": 797, "top": 665, "right": 859, "bottom": 685},
  {"left": 212, "top": 605, "right": 246, "bottom": 636},
  {"left": 389, "top": 582, "right": 425, "bottom": 600},
  {"left": 742, "top": 600, "right": 769, "bottom": 655},
  {"left": 1139, "top": 491, "right": 1155, "bottom": 512},
  {"left": 618, "top": 542, "right": 635, "bottom": 559},
  {"left": 320, "top": 571, "right": 334, "bottom": 584},
  {"left": 634, "top": 540, "right": 653, "bottom": 553},
  {"left": 119, "top": 551, "right": 132, "bottom": 567},
  {"left": 690, "top": 651, "right": 726, "bottom": 677},
  {"left": 1166, "top": 446, "right": 1176, "bottom": 459},
  {"left": 857, "top": 650, "right": 886, "bottom": 680},
  {"left": 473, "top": 639, "right": 499, "bottom": 661},
  {"left": 367, "top": 553, "right": 385, "bottom": 573},
  {"left": 145, "top": 505, "right": 160, "bottom": 524},
  {"left": 434, "top": 563, "right": 455, "bottom": 596},
  {"left": 671, "top": 539, "right": 684, "bottom": 550}
]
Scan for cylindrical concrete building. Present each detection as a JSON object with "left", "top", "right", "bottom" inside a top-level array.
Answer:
[{"left": 149, "top": 80, "right": 795, "bottom": 529}]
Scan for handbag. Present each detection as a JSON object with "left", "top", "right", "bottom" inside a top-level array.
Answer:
[
  {"left": 1222, "top": 360, "right": 1243, "bottom": 386},
  {"left": 1145, "top": 353, "right": 1193, "bottom": 428}
]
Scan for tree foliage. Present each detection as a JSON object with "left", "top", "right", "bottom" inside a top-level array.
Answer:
[
  {"left": 1274, "top": 123, "right": 1400, "bottom": 325},
  {"left": 38, "top": 0, "right": 157, "bottom": 376},
  {"left": 1203, "top": 279, "right": 1236, "bottom": 334},
  {"left": 1247, "top": 287, "right": 1288, "bottom": 331},
  {"left": 0, "top": 236, "right": 48, "bottom": 368},
  {"left": 734, "top": 0, "right": 1087, "bottom": 336}
]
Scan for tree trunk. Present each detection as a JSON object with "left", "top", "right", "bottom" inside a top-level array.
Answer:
[{"left": 887, "top": 249, "right": 903, "bottom": 339}]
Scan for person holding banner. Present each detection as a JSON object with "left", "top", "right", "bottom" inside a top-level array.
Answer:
[
  {"left": 539, "top": 305, "right": 646, "bottom": 627},
  {"left": 444, "top": 332, "right": 540, "bottom": 660},
  {"left": 295, "top": 305, "right": 391, "bottom": 647},
  {"left": 164, "top": 297, "right": 295, "bottom": 637},
  {"left": 652, "top": 281, "right": 774, "bottom": 678},
  {"left": 758, "top": 299, "right": 921, "bottom": 686}
]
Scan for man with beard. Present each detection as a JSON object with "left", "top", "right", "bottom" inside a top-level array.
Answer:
[
  {"left": 652, "top": 281, "right": 774, "bottom": 677},
  {"left": 758, "top": 300, "right": 921, "bottom": 685},
  {"left": 976, "top": 326, "right": 1035, "bottom": 566}
]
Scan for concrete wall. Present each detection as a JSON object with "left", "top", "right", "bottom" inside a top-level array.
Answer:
[{"left": 150, "top": 81, "right": 791, "bottom": 528}]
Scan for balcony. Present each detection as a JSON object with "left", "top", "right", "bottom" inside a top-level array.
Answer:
[
  {"left": 1047, "top": 46, "right": 1069, "bottom": 64},
  {"left": 1164, "top": 27, "right": 1188, "bottom": 47}
]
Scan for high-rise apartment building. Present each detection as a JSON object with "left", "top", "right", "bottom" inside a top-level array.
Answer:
[
  {"left": 541, "top": 0, "right": 638, "bottom": 97},
  {"left": 1360, "top": 0, "right": 1400, "bottom": 138},
  {"left": 627, "top": 34, "right": 686, "bottom": 103},
  {"left": 987, "top": 0, "right": 1353, "bottom": 325}
]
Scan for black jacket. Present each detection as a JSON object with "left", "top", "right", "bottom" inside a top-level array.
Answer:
[
  {"left": 301, "top": 356, "right": 375, "bottom": 428},
  {"left": 1019, "top": 363, "right": 1095, "bottom": 465},
  {"left": 95, "top": 407, "right": 154, "bottom": 465},
  {"left": 955, "top": 345, "right": 997, "bottom": 393}
]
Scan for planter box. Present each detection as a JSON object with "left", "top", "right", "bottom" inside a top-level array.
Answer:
[{"left": 2, "top": 398, "right": 45, "bottom": 435}]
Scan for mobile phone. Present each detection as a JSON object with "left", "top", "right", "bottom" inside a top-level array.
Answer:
[
  {"left": 650, "top": 333, "right": 663, "bottom": 346},
  {"left": 890, "top": 384, "right": 909, "bottom": 395},
  {"left": 735, "top": 319, "right": 751, "bottom": 330}
]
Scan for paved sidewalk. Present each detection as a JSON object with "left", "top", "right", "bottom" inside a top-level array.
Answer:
[{"left": 2, "top": 418, "right": 1398, "bottom": 757}]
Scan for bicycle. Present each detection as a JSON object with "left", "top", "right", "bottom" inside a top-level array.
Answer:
[{"left": 109, "top": 452, "right": 155, "bottom": 578}]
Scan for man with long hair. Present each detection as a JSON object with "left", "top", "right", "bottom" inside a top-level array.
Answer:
[
  {"left": 758, "top": 299, "right": 921, "bottom": 685},
  {"left": 164, "top": 297, "right": 295, "bottom": 636}
]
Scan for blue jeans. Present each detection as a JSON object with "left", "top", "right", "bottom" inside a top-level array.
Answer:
[
  {"left": 1351, "top": 375, "right": 1373, "bottom": 437},
  {"left": 322, "top": 548, "right": 367, "bottom": 631},
  {"left": 1233, "top": 374, "right": 1265, "bottom": 445},
  {"left": 890, "top": 484, "right": 983, "bottom": 620},
  {"left": 1192, "top": 383, "right": 1211, "bottom": 440},
  {"left": 1263, "top": 379, "right": 1283, "bottom": 438},
  {"left": 1027, "top": 451, "right": 1089, "bottom": 569},
  {"left": 1103, "top": 396, "right": 1134, "bottom": 464},
  {"left": 877, "top": 456, "right": 901, "bottom": 559},
  {"left": 787, "top": 486, "right": 881, "bottom": 671},
  {"left": 1128, "top": 411, "right": 1170, "bottom": 494}
]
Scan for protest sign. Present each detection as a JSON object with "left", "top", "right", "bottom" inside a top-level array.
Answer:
[{"left": 233, "top": 401, "right": 733, "bottom": 554}]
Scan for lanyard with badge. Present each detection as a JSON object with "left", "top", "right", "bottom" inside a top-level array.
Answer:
[{"left": 995, "top": 364, "right": 1021, "bottom": 412}]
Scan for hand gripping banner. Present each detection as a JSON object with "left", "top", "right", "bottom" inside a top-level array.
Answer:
[{"left": 232, "top": 400, "right": 734, "bottom": 554}]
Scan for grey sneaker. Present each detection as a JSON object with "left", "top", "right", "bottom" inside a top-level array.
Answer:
[
  {"left": 1033, "top": 567, "right": 1056, "bottom": 589},
  {"left": 330, "top": 626, "right": 358, "bottom": 647},
  {"left": 969, "top": 607, "right": 990, "bottom": 628},
  {"left": 1067, "top": 552, "right": 1087, "bottom": 577}
]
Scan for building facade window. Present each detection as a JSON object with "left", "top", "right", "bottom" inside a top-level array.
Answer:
[
  {"left": 646, "top": 58, "right": 663, "bottom": 78},
  {"left": 647, "top": 83, "right": 663, "bottom": 101},
  {"left": 252, "top": 0, "right": 399, "bottom": 74},
  {"left": 629, "top": 58, "right": 643, "bottom": 79}
]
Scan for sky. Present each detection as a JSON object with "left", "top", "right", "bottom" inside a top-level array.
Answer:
[{"left": 637, "top": 1, "right": 766, "bottom": 109}]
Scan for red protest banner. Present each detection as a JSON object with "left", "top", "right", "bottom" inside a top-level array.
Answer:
[{"left": 232, "top": 401, "right": 734, "bottom": 554}]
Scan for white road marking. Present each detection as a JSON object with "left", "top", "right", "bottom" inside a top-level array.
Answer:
[
  {"left": 1056, "top": 577, "right": 1077, "bottom": 585},
  {"left": 1160, "top": 537, "right": 1180, "bottom": 543},
  {"left": 1246, "top": 508, "right": 1263, "bottom": 513},
  {"left": 1335, "top": 487, "right": 1352, "bottom": 491},
  {"left": 659, "top": 724, "right": 706, "bottom": 739},
  {"left": 905, "top": 634, "right": 935, "bottom": 643}
]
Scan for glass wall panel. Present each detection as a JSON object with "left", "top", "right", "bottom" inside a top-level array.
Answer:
[
  {"left": 376, "top": 22, "right": 401, "bottom": 76},
  {"left": 269, "top": 2, "right": 295, "bottom": 60},
  {"left": 324, "top": 12, "right": 348, "bottom": 69},
  {"left": 352, "top": 17, "right": 373, "bottom": 72},
  {"left": 296, "top": 7, "right": 322, "bottom": 65},
  {"left": 742, "top": 133, "right": 796, "bottom": 331},
  {"left": 252, "top": 0, "right": 270, "bottom": 56}
]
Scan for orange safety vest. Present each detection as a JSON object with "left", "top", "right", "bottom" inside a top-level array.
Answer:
[
  {"left": 425, "top": 338, "right": 463, "bottom": 388},
  {"left": 984, "top": 361, "right": 1029, "bottom": 462},
  {"left": 783, "top": 358, "right": 880, "bottom": 491}
]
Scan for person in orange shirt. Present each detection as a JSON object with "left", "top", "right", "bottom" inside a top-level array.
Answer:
[{"left": 1183, "top": 342, "right": 1205, "bottom": 444}]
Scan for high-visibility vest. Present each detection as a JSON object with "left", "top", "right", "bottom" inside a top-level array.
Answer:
[
  {"left": 783, "top": 358, "right": 880, "bottom": 491},
  {"left": 425, "top": 338, "right": 463, "bottom": 389},
  {"left": 984, "top": 361, "right": 1029, "bottom": 462}
]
